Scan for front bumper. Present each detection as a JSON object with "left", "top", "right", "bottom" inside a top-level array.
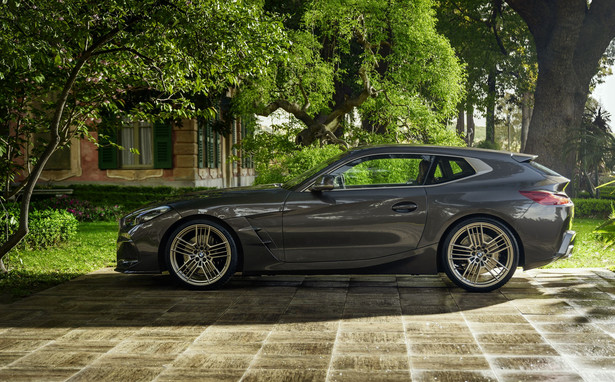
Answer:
[{"left": 115, "top": 209, "right": 183, "bottom": 274}]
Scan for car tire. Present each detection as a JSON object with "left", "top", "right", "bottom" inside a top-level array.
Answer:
[
  {"left": 441, "top": 217, "right": 519, "bottom": 292},
  {"left": 165, "top": 219, "right": 237, "bottom": 290}
]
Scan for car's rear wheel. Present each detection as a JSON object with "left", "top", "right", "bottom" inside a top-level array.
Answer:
[
  {"left": 441, "top": 217, "right": 519, "bottom": 292},
  {"left": 165, "top": 219, "right": 237, "bottom": 289}
]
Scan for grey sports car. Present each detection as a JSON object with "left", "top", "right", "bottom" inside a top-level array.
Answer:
[{"left": 116, "top": 145, "right": 575, "bottom": 292}]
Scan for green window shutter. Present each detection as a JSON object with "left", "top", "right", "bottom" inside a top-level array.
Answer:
[
  {"left": 98, "top": 131, "right": 118, "bottom": 170},
  {"left": 206, "top": 123, "right": 215, "bottom": 168},
  {"left": 215, "top": 131, "right": 221, "bottom": 168},
  {"left": 197, "top": 122, "right": 204, "bottom": 169},
  {"left": 232, "top": 121, "right": 237, "bottom": 170},
  {"left": 153, "top": 121, "right": 173, "bottom": 169}
]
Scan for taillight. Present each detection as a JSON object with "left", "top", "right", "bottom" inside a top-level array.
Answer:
[{"left": 520, "top": 191, "right": 571, "bottom": 205}]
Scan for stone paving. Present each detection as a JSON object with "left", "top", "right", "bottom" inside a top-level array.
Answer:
[{"left": 0, "top": 268, "right": 614, "bottom": 381}]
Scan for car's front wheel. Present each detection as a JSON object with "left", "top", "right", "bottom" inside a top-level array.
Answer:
[
  {"left": 441, "top": 217, "right": 519, "bottom": 292},
  {"left": 165, "top": 219, "right": 237, "bottom": 289}
]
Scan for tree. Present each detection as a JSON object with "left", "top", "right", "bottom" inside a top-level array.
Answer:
[
  {"left": 572, "top": 101, "right": 615, "bottom": 196},
  {"left": 506, "top": 0, "right": 615, "bottom": 181},
  {"left": 0, "top": 0, "right": 285, "bottom": 270},
  {"left": 437, "top": 0, "right": 536, "bottom": 147},
  {"left": 234, "top": 0, "right": 465, "bottom": 146}
]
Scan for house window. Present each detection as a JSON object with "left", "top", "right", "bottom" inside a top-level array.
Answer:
[
  {"left": 36, "top": 133, "right": 71, "bottom": 170},
  {"left": 46, "top": 147, "right": 72, "bottom": 170},
  {"left": 120, "top": 121, "right": 153, "bottom": 168},
  {"left": 98, "top": 121, "right": 172, "bottom": 170}
]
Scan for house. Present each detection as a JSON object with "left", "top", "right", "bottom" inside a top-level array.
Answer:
[{"left": 37, "top": 111, "right": 256, "bottom": 189}]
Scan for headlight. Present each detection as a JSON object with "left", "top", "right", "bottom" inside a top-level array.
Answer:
[{"left": 122, "top": 206, "right": 171, "bottom": 228}]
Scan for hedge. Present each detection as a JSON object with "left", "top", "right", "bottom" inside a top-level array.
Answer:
[
  {"left": 0, "top": 207, "right": 78, "bottom": 249},
  {"left": 35, "top": 184, "right": 215, "bottom": 211},
  {"left": 572, "top": 198, "right": 614, "bottom": 218}
]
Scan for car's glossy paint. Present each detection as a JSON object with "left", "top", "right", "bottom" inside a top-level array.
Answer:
[{"left": 116, "top": 145, "right": 574, "bottom": 278}]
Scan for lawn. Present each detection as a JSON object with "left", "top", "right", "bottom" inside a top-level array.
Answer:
[
  {"left": 544, "top": 218, "right": 615, "bottom": 269},
  {"left": 0, "top": 218, "right": 613, "bottom": 300},
  {"left": 0, "top": 221, "right": 117, "bottom": 301}
]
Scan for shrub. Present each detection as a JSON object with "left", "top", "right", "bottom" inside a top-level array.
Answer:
[
  {"left": 35, "top": 195, "right": 123, "bottom": 222},
  {"left": 572, "top": 198, "right": 614, "bottom": 218},
  {"left": 476, "top": 140, "right": 501, "bottom": 150},
  {"left": 595, "top": 215, "right": 615, "bottom": 249},
  {"left": 599, "top": 186, "right": 615, "bottom": 200},
  {"left": 0, "top": 206, "right": 78, "bottom": 249},
  {"left": 32, "top": 185, "right": 216, "bottom": 214}
]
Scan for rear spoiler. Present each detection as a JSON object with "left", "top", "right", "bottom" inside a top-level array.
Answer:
[{"left": 511, "top": 153, "right": 537, "bottom": 163}]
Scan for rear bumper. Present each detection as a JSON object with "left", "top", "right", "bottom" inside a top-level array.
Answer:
[
  {"left": 555, "top": 230, "right": 576, "bottom": 261},
  {"left": 523, "top": 229, "right": 576, "bottom": 270}
]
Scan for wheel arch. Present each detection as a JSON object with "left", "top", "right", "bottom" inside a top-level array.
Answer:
[
  {"left": 435, "top": 213, "right": 525, "bottom": 272},
  {"left": 157, "top": 214, "right": 244, "bottom": 273}
]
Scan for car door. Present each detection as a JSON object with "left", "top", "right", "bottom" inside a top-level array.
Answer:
[{"left": 282, "top": 153, "right": 430, "bottom": 263}]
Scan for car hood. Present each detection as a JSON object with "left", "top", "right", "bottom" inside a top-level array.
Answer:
[{"left": 162, "top": 183, "right": 292, "bottom": 219}]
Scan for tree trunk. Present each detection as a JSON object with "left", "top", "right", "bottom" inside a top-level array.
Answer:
[
  {"left": 485, "top": 66, "right": 497, "bottom": 144},
  {"left": 456, "top": 104, "right": 465, "bottom": 138},
  {"left": 466, "top": 104, "right": 475, "bottom": 147},
  {"left": 520, "top": 92, "right": 531, "bottom": 152},
  {"left": 506, "top": 0, "right": 615, "bottom": 181},
  {"left": 522, "top": 64, "right": 585, "bottom": 180}
]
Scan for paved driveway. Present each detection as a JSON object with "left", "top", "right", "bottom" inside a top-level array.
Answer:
[{"left": 0, "top": 268, "right": 613, "bottom": 381}]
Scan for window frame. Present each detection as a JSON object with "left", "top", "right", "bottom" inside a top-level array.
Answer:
[
  {"left": 323, "top": 153, "right": 435, "bottom": 191},
  {"left": 119, "top": 121, "right": 154, "bottom": 169}
]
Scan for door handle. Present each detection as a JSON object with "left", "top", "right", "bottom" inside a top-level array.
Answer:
[{"left": 392, "top": 202, "right": 418, "bottom": 213}]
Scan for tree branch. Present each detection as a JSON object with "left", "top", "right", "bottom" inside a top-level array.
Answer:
[{"left": 256, "top": 99, "right": 316, "bottom": 128}]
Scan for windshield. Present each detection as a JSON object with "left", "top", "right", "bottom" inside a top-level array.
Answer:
[{"left": 282, "top": 151, "right": 351, "bottom": 189}]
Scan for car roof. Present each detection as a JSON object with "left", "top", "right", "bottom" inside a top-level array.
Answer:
[{"left": 347, "top": 144, "right": 537, "bottom": 163}]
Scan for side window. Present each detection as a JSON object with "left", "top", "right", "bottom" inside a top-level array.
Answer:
[
  {"left": 329, "top": 154, "right": 433, "bottom": 189},
  {"left": 427, "top": 156, "right": 476, "bottom": 184}
]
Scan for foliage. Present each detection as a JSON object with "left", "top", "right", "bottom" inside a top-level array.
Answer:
[
  {"left": 234, "top": 0, "right": 464, "bottom": 146},
  {"left": 572, "top": 198, "right": 614, "bottom": 218},
  {"left": 569, "top": 103, "right": 615, "bottom": 195},
  {"left": 0, "top": 207, "right": 77, "bottom": 249},
  {"left": 595, "top": 212, "right": 615, "bottom": 249},
  {"left": 344, "top": 158, "right": 420, "bottom": 186},
  {"left": 0, "top": 221, "right": 116, "bottom": 299},
  {"left": 34, "top": 196, "right": 122, "bottom": 222},
  {"left": 436, "top": 0, "right": 536, "bottom": 144},
  {"left": 593, "top": 179, "right": 615, "bottom": 249},
  {"left": 238, "top": 119, "right": 464, "bottom": 185},
  {"left": 599, "top": 186, "right": 615, "bottom": 200},
  {"left": 476, "top": 140, "right": 501, "bottom": 150}
]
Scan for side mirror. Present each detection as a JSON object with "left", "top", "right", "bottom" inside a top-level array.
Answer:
[{"left": 310, "top": 174, "right": 335, "bottom": 192}]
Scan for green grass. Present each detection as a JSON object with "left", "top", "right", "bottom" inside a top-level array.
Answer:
[
  {"left": 543, "top": 218, "right": 615, "bottom": 269},
  {"left": 0, "top": 221, "right": 117, "bottom": 301}
]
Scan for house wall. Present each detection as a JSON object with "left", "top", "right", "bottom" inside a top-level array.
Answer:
[{"left": 34, "top": 118, "right": 255, "bottom": 188}]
